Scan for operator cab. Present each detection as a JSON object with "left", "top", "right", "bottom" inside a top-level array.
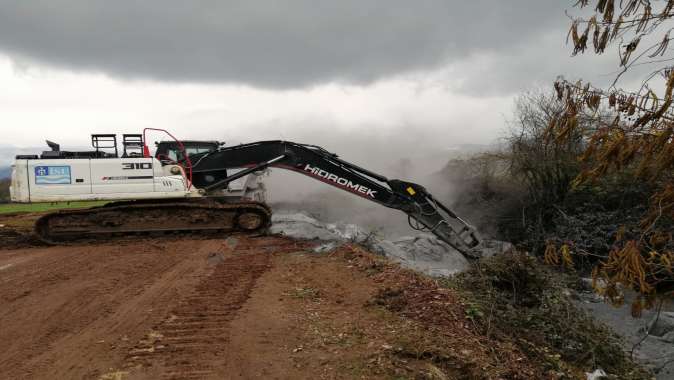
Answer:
[
  {"left": 154, "top": 140, "right": 221, "bottom": 164},
  {"left": 154, "top": 140, "right": 228, "bottom": 188}
]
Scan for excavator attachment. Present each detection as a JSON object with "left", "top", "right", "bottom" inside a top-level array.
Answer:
[{"left": 388, "top": 180, "right": 482, "bottom": 258}]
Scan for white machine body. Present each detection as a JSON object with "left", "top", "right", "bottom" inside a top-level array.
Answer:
[{"left": 10, "top": 157, "right": 266, "bottom": 203}]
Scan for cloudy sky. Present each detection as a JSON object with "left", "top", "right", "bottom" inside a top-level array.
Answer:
[{"left": 0, "top": 1, "right": 619, "bottom": 162}]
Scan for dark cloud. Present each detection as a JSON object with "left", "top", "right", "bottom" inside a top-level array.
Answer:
[
  {"left": 0, "top": 1, "right": 568, "bottom": 89},
  {"left": 444, "top": 32, "right": 622, "bottom": 97}
]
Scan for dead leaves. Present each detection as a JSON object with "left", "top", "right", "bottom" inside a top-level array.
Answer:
[
  {"left": 550, "top": 75, "right": 673, "bottom": 308},
  {"left": 544, "top": 241, "right": 575, "bottom": 270}
]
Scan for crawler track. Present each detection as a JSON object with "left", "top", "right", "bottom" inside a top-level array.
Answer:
[{"left": 34, "top": 200, "right": 271, "bottom": 244}]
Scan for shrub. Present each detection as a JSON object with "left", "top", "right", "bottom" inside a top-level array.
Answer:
[{"left": 0, "top": 179, "right": 9, "bottom": 203}]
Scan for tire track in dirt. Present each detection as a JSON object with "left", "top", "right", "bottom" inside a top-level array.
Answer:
[
  {"left": 0, "top": 239, "right": 220, "bottom": 379},
  {"left": 124, "top": 237, "right": 288, "bottom": 379}
]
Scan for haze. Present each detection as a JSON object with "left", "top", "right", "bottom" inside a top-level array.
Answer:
[{"left": 0, "top": 1, "right": 621, "bottom": 231}]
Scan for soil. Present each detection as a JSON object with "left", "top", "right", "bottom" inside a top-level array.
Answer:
[
  {"left": 0, "top": 213, "right": 589, "bottom": 379},
  {"left": 0, "top": 212, "right": 43, "bottom": 249}
]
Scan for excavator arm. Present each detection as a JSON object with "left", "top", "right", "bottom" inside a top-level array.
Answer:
[{"left": 188, "top": 141, "right": 483, "bottom": 258}]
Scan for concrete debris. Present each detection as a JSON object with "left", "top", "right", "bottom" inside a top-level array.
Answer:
[
  {"left": 312, "top": 242, "right": 338, "bottom": 253},
  {"left": 477, "top": 239, "right": 514, "bottom": 258},
  {"left": 585, "top": 369, "right": 607, "bottom": 380},
  {"left": 381, "top": 235, "right": 470, "bottom": 277},
  {"left": 577, "top": 290, "right": 674, "bottom": 379},
  {"left": 270, "top": 212, "right": 356, "bottom": 242},
  {"left": 659, "top": 331, "right": 674, "bottom": 344},
  {"left": 271, "top": 211, "right": 475, "bottom": 277},
  {"left": 645, "top": 312, "right": 674, "bottom": 338}
]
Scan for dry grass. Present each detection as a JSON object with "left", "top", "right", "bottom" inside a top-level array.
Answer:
[{"left": 0, "top": 201, "right": 107, "bottom": 215}]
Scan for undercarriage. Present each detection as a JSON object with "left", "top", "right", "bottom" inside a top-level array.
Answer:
[{"left": 34, "top": 199, "right": 271, "bottom": 244}]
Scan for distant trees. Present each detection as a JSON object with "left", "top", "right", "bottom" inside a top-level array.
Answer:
[
  {"left": 444, "top": 90, "right": 588, "bottom": 253},
  {"left": 508, "top": 91, "right": 584, "bottom": 207},
  {"left": 502, "top": 91, "right": 586, "bottom": 253},
  {"left": 0, "top": 179, "right": 9, "bottom": 203}
]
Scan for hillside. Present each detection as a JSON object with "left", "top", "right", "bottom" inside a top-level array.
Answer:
[
  {"left": 0, "top": 179, "right": 9, "bottom": 203},
  {"left": 0, "top": 166, "right": 10, "bottom": 203},
  {"left": 0, "top": 166, "right": 10, "bottom": 179}
]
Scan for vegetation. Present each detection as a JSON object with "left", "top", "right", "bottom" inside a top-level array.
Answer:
[
  {"left": 446, "top": 1, "right": 674, "bottom": 313},
  {"left": 0, "top": 179, "right": 9, "bottom": 203},
  {"left": 443, "top": 87, "right": 671, "bottom": 313},
  {"left": 0, "top": 175, "right": 106, "bottom": 213},
  {"left": 445, "top": 90, "right": 608, "bottom": 251},
  {"left": 553, "top": 1, "right": 674, "bottom": 311},
  {"left": 447, "top": 252, "right": 652, "bottom": 379},
  {"left": 342, "top": 244, "right": 637, "bottom": 378},
  {"left": 0, "top": 201, "right": 107, "bottom": 214}
]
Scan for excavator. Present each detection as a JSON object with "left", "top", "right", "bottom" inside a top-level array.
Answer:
[{"left": 10, "top": 129, "right": 484, "bottom": 258}]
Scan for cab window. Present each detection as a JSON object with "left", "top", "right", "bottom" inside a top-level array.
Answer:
[{"left": 165, "top": 145, "right": 215, "bottom": 162}]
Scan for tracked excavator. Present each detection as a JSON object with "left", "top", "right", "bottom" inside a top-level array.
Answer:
[{"left": 10, "top": 129, "right": 483, "bottom": 258}]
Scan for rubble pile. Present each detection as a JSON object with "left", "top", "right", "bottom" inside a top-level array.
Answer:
[
  {"left": 577, "top": 290, "right": 674, "bottom": 379},
  {"left": 270, "top": 211, "right": 472, "bottom": 276}
]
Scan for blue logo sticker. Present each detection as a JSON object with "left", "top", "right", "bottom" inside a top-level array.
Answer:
[{"left": 35, "top": 166, "right": 71, "bottom": 184}]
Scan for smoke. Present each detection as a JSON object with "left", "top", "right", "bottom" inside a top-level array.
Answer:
[{"left": 260, "top": 128, "right": 491, "bottom": 238}]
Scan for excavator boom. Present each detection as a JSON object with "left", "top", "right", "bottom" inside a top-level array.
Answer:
[{"left": 189, "top": 141, "right": 482, "bottom": 258}]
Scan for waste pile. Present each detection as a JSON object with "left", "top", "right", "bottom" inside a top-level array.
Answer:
[
  {"left": 270, "top": 211, "right": 489, "bottom": 277},
  {"left": 577, "top": 287, "right": 674, "bottom": 379}
]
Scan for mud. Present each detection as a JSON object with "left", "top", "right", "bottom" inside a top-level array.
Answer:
[{"left": 0, "top": 212, "right": 43, "bottom": 249}]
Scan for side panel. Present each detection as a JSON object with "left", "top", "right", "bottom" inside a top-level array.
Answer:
[
  {"left": 27, "top": 159, "right": 92, "bottom": 197},
  {"left": 16, "top": 157, "right": 191, "bottom": 202},
  {"left": 153, "top": 163, "right": 188, "bottom": 193},
  {"left": 9, "top": 160, "right": 30, "bottom": 202},
  {"left": 91, "top": 158, "right": 155, "bottom": 194}
]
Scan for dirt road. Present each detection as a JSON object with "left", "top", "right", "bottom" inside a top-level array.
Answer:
[
  {"left": 0, "top": 236, "right": 301, "bottom": 379},
  {"left": 0, "top": 227, "right": 545, "bottom": 379}
]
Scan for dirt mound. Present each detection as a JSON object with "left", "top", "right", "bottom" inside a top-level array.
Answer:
[{"left": 333, "top": 244, "right": 541, "bottom": 379}]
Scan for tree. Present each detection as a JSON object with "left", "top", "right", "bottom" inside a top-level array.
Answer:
[
  {"left": 0, "top": 179, "right": 10, "bottom": 203},
  {"left": 507, "top": 91, "right": 586, "bottom": 252},
  {"left": 552, "top": 0, "right": 674, "bottom": 313},
  {"left": 510, "top": 91, "right": 584, "bottom": 207},
  {"left": 439, "top": 91, "right": 590, "bottom": 252}
]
